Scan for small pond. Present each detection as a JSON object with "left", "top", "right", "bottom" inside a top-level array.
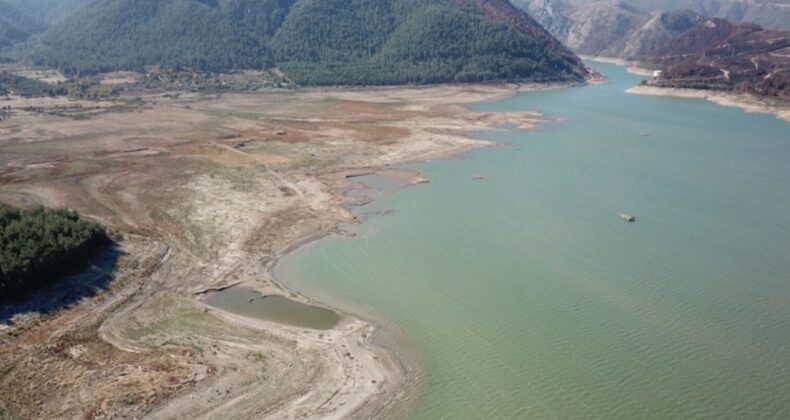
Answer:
[{"left": 204, "top": 286, "right": 340, "bottom": 330}]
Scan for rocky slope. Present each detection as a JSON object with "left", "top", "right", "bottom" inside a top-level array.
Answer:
[
  {"left": 644, "top": 18, "right": 790, "bottom": 98},
  {"left": 621, "top": 9, "right": 705, "bottom": 59},
  {"left": 515, "top": 0, "right": 703, "bottom": 60},
  {"left": 31, "top": 0, "right": 589, "bottom": 85},
  {"left": 562, "top": 1, "right": 646, "bottom": 56}
]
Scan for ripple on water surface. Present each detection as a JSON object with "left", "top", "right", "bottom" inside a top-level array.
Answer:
[{"left": 278, "top": 62, "right": 790, "bottom": 419}]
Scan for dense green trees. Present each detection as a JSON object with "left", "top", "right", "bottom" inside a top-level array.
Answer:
[
  {"left": 0, "top": 1, "right": 48, "bottom": 50},
  {"left": 0, "top": 205, "right": 109, "bottom": 300},
  {"left": 30, "top": 0, "right": 587, "bottom": 86},
  {"left": 34, "top": 0, "right": 295, "bottom": 74},
  {"left": 0, "top": 73, "right": 119, "bottom": 99}
]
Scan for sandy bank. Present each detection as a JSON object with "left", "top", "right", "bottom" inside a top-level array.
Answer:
[{"left": 627, "top": 85, "right": 790, "bottom": 122}]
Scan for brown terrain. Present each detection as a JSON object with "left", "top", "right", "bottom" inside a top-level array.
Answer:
[
  {"left": 0, "top": 83, "right": 551, "bottom": 419},
  {"left": 644, "top": 18, "right": 790, "bottom": 98}
]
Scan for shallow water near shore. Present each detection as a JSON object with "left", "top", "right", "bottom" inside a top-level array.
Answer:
[
  {"left": 204, "top": 287, "right": 340, "bottom": 330},
  {"left": 277, "top": 62, "right": 790, "bottom": 419}
]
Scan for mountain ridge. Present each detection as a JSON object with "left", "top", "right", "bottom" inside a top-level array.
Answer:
[
  {"left": 515, "top": 0, "right": 706, "bottom": 60},
  {"left": 619, "top": 0, "right": 790, "bottom": 31},
  {"left": 30, "top": 0, "right": 590, "bottom": 86}
]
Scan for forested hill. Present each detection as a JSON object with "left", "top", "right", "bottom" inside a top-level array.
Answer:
[
  {"left": 31, "top": 0, "right": 589, "bottom": 85},
  {"left": 0, "top": 1, "right": 48, "bottom": 50},
  {"left": 4, "top": 0, "right": 95, "bottom": 24}
]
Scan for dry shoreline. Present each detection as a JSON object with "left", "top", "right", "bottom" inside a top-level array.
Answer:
[
  {"left": 0, "top": 82, "right": 560, "bottom": 418},
  {"left": 258, "top": 82, "right": 575, "bottom": 418},
  {"left": 264, "top": 201, "right": 418, "bottom": 420},
  {"left": 627, "top": 85, "right": 790, "bottom": 122}
]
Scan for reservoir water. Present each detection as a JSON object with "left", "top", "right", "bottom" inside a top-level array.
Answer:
[{"left": 277, "top": 62, "right": 790, "bottom": 419}]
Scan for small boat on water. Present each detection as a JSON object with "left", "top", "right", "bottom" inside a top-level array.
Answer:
[{"left": 619, "top": 213, "right": 636, "bottom": 222}]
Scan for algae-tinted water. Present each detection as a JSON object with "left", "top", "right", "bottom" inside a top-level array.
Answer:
[
  {"left": 278, "top": 62, "right": 790, "bottom": 418},
  {"left": 204, "top": 287, "right": 339, "bottom": 330}
]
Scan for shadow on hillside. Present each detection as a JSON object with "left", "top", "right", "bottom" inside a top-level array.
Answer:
[{"left": 0, "top": 243, "right": 123, "bottom": 326}]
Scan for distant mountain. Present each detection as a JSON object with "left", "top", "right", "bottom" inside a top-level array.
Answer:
[
  {"left": 518, "top": 0, "right": 789, "bottom": 99},
  {"left": 521, "top": 0, "right": 789, "bottom": 32},
  {"left": 31, "top": 0, "right": 589, "bottom": 86},
  {"left": 0, "top": 1, "right": 48, "bottom": 49},
  {"left": 4, "top": 0, "right": 94, "bottom": 24},
  {"left": 515, "top": 0, "right": 702, "bottom": 60},
  {"left": 514, "top": 0, "right": 645, "bottom": 56},
  {"left": 620, "top": 9, "right": 705, "bottom": 59},
  {"left": 644, "top": 18, "right": 790, "bottom": 98},
  {"left": 618, "top": 0, "right": 790, "bottom": 31}
]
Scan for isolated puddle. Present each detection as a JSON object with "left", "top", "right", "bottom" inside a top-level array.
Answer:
[{"left": 204, "top": 286, "right": 340, "bottom": 330}]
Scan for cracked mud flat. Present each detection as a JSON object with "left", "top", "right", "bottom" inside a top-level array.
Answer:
[{"left": 0, "top": 84, "right": 550, "bottom": 419}]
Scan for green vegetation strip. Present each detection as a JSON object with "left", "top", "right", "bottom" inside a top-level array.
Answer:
[
  {"left": 0, "top": 72, "right": 118, "bottom": 99},
  {"left": 0, "top": 72, "right": 65, "bottom": 97}
]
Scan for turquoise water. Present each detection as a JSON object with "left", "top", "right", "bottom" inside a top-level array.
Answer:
[{"left": 277, "top": 62, "right": 790, "bottom": 419}]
